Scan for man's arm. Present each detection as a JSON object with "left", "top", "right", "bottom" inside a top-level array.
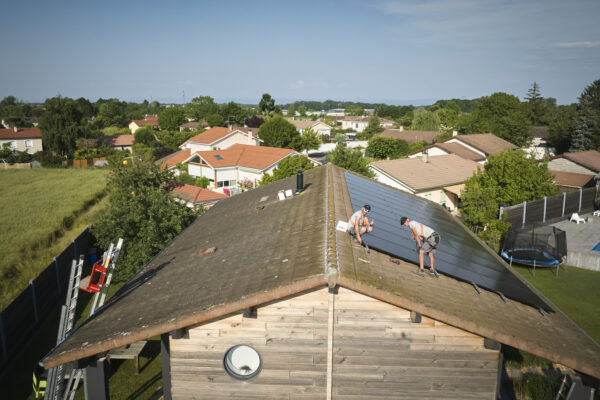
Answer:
[
  {"left": 354, "top": 219, "right": 363, "bottom": 243},
  {"left": 410, "top": 226, "right": 421, "bottom": 247}
]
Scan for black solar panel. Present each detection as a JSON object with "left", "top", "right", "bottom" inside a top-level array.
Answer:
[{"left": 345, "top": 172, "right": 551, "bottom": 311}]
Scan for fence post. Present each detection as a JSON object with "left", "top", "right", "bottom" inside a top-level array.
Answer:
[
  {"left": 54, "top": 256, "right": 61, "bottom": 295},
  {"left": 579, "top": 188, "right": 583, "bottom": 212},
  {"left": 522, "top": 201, "right": 527, "bottom": 227},
  {"left": 543, "top": 196, "right": 547, "bottom": 223},
  {"left": 0, "top": 312, "right": 7, "bottom": 361},
  {"left": 562, "top": 192, "right": 566, "bottom": 217},
  {"left": 30, "top": 280, "right": 39, "bottom": 324}
]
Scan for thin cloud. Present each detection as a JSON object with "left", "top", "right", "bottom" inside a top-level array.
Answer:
[{"left": 554, "top": 41, "right": 600, "bottom": 48}]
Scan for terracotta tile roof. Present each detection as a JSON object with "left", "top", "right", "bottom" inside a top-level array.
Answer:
[
  {"left": 172, "top": 184, "right": 228, "bottom": 203},
  {"left": 560, "top": 150, "right": 600, "bottom": 173},
  {"left": 180, "top": 121, "right": 201, "bottom": 129},
  {"left": 159, "top": 148, "right": 192, "bottom": 169},
  {"left": 185, "top": 126, "right": 259, "bottom": 145},
  {"left": 380, "top": 129, "right": 439, "bottom": 144},
  {"left": 131, "top": 115, "right": 158, "bottom": 127},
  {"left": 0, "top": 127, "right": 42, "bottom": 139},
  {"left": 451, "top": 133, "right": 517, "bottom": 156},
  {"left": 342, "top": 116, "right": 394, "bottom": 124},
  {"left": 288, "top": 119, "right": 328, "bottom": 129},
  {"left": 42, "top": 165, "right": 600, "bottom": 379},
  {"left": 97, "top": 134, "right": 135, "bottom": 147},
  {"left": 435, "top": 142, "right": 485, "bottom": 161},
  {"left": 197, "top": 144, "right": 297, "bottom": 170},
  {"left": 370, "top": 154, "right": 481, "bottom": 191},
  {"left": 550, "top": 170, "right": 595, "bottom": 188}
]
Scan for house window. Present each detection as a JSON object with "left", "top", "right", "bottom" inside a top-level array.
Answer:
[
  {"left": 223, "top": 345, "right": 262, "bottom": 381},
  {"left": 10, "top": 141, "right": 17, "bottom": 149},
  {"left": 217, "top": 180, "right": 236, "bottom": 188},
  {"left": 25, "top": 139, "right": 33, "bottom": 148}
]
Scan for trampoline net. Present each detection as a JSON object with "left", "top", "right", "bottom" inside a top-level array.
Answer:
[{"left": 502, "top": 224, "right": 567, "bottom": 264}]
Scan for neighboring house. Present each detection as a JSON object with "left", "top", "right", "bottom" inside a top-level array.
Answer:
[
  {"left": 171, "top": 184, "right": 228, "bottom": 209},
  {"left": 42, "top": 165, "right": 600, "bottom": 400},
  {"left": 128, "top": 115, "right": 159, "bottom": 133},
  {"left": 179, "top": 121, "right": 207, "bottom": 132},
  {"left": 326, "top": 108, "right": 345, "bottom": 116},
  {"left": 288, "top": 120, "right": 332, "bottom": 138},
  {"left": 550, "top": 170, "right": 596, "bottom": 192},
  {"left": 548, "top": 150, "right": 600, "bottom": 175},
  {"left": 370, "top": 154, "right": 481, "bottom": 210},
  {"left": 410, "top": 133, "right": 518, "bottom": 164},
  {"left": 340, "top": 116, "right": 395, "bottom": 133},
  {"left": 97, "top": 135, "right": 135, "bottom": 152},
  {"left": 166, "top": 144, "right": 319, "bottom": 193},
  {"left": 523, "top": 126, "right": 555, "bottom": 160},
  {"left": 180, "top": 126, "right": 261, "bottom": 153},
  {"left": 0, "top": 127, "right": 43, "bottom": 153},
  {"left": 380, "top": 129, "right": 440, "bottom": 145}
]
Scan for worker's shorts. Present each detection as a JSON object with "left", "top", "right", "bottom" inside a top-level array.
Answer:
[
  {"left": 419, "top": 232, "right": 440, "bottom": 254},
  {"left": 348, "top": 225, "right": 369, "bottom": 237}
]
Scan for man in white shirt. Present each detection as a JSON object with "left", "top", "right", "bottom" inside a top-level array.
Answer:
[
  {"left": 347, "top": 204, "right": 374, "bottom": 245},
  {"left": 400, "top": 216, "right": 440, "bottom": 277}
]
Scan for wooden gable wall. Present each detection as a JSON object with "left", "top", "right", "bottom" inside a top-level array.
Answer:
[{"left": 169, "top": 287, "right": 500, "bottom": 399}]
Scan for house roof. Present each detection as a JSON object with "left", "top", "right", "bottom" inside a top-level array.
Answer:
[
  {"left": 435, "top": 142, "right": 485, "bottom": 161},
  {"left": 550, "top": 170, "right": 596, "bottom": 188},
  {"left": 532, "top": 126, "right": 549, "bottom": 139},
  {"left": 288, "top": 120, "right": 329, "bottom": 130},
  {"left": 0, "top": 127, "right": 42, "bottom": 139},
  {"left": 370, "top": 154, "right": 481, "bottom": 191},
  {"left": 451, "top": 133, "right": 518, "bottom": 156},
  {"left": 342, "top": 116, "right": 394, "bottom": 124},
  {"left": 130, "top": 115, "right": 158, "bottom": 127},
  {"left": 380, "top": 129, "right": 439, "bottom": 144},
  {"left": 159, "top": 148, "right": 192, "bottom": 169},
  {"left": 180, "top": 121, "right": 202, "bottom": 129},
  {"left": 41, "top": 164, "right": 600, "bottom": 379},
  {"left": 185, "top": 126, "right": 259, "bottom": 145},
  {"left": 195, "top": 144, "right": 297, "bottom": 170},
  {"left": 97, "top": 134, "right": 135, "bottom": 147},
  {"left": 557, "top": 150, "right": 600, "bottom": 173},
  {"left": 172, "top": 184, "right": 228, "bottom": 203}
]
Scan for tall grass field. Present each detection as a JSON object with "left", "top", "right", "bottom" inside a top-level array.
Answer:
[{"left": 0, "top": 168, "right": 108, "bottom": 309}]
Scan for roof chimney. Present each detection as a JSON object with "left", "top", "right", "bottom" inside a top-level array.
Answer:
[
  {"left": 228, "top": 123, "right": 233, "bottom": 131},
  {"left": 13, "top": 126, "right": 18, "bottom": 133},
  {"left": 399, "top": 126, "right": 404, "bottom": 132},
  {"left": 421, "top": 150, "right": 429, "bottom": 163},
  {"left": 452, "top": 130, "right": 458, "bottom": 137}
]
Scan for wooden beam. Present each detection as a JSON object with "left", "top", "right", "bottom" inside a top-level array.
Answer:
[{"left": 161, "top": 333, "right": 172, "bottom": 400}]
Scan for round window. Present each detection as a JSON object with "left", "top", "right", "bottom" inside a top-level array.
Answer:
[{"left": 223, "top": 345, "right": 262, "bottom": 381}]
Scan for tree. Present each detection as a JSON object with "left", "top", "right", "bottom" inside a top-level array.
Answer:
[
  {"left": 296, "top": 127, "right": 321, "bottom": 152},
  {"left": 134, "top": 125, "right": 159, "bottom": 147},
  {"left": 328, "top": 143, "right": 374, "bottom": 178},
  {"left": 524, "top": 82, "right": 546, "bottom": 125},
  {"left": 298, "top": 105, "right": 307, "bottom": 117},
  {"left": 461, "top": 149, "right": 559, "bottom": 250},
  {"left": 366, "top": 136, "right": 408, "bottom": 159},
  {"left": 357, "top": 115, "right": 384, "bottom": 140},
  {"left": 195, "top": 176, "right": 210, "bottom": 188},
  {"left": 569, "top": 79, "right": 600, "bottom": 151},
  {"left": 38, "top": 96, "right": 87, "bottom": 156},
  {"left": 206, "top": 113, "right": 225, "bottom": 127},
  {"left": 412, "top": 109, "right": 441, "bottom": 131},
  {"left": 466, "top": 92, "right": 532, "bottom": 147},
  {"left": 95, "top": 100, "right": 126, "bottom": 127},
  {"left": 260, "top": 155, "right": 315, "bottom": 185},
  {"left": 185, "top": 96, "right": 219, "bottom": 121},
  {"left": 345, "top": 105, "right": 364, "bottom": 116},
  {"left": 159, "top": 106, "right": 186, "bottom": 130},
  {"left": 219, "top": 101, "right": 247, "bottom": 125},
  {"left": 245, "top": 116, "right": 264, "bottom": 128},
  {"left": 258, "top": 116, "right": 300, "bottom": 148},
  {"left": 287, "top": 104, "right": 296, "bottom": 118},
  {"left": 259, "top": 93, "right": 275, "bottom": 116},
  {"left": 156, "top": 129, "right": 197, "bottom": 150},
  {"left": 548, "top": 105, "right": 576, "bottom": 154},
  {"left": 92, "top": 159, "right": 197, "bottom": 281}
]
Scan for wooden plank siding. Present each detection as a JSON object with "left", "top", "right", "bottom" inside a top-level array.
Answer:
[
  {"left": 170, "top": 288, "right": 330, "bottom": 399},
  {"left": 332, "top": 287, "right": 498, "bottom": 400},
  {"left": 170, "top": 287, "right": 499, "bottom": 399}
]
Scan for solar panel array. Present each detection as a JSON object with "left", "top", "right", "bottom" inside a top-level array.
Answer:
[{"left": 345, "top": 172, "right": 551, "bottom": 311}]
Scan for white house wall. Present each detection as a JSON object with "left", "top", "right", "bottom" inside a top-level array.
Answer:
[
  {"left": 187, "top": 163, "right": 214, "bottom": 180},
  {"left": 408, "top": 147, "right": 450, "bottom": 159},
  {"left": 215, "top": 131, "right": 260, "bottom": 150},
  {"left": 0, "top": 138, "right": 43, "bottom": 153}
]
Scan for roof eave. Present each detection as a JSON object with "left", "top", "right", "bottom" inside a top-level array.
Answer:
[{"left": 42, "top": 274, "right": 327, "bottom": 369}]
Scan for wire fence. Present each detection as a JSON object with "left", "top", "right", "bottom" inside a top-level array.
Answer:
[
  {"left": 501, "top": 186, "right": 598, "bottom": 228},
  {"left": 0, "top": 227, "right": 90, "bottom": 374}
]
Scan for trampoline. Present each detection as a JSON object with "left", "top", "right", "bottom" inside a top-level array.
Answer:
[{"left": 501, "top": 224, "right": 567, "bottom": 268}]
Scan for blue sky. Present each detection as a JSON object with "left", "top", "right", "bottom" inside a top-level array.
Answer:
[{"left": 1, "top": 0, "right": 599, "bottom": 105}]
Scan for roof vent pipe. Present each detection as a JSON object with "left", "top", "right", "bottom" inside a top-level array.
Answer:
[
  {"left": 296, "top": 168, "right": 304, "bottom": 194},
  {"left": 13, "top": 126, "right": 18, "bottom": 133},
  {"left": 421, "top": 150, "right": 428, "bottom": 163}
]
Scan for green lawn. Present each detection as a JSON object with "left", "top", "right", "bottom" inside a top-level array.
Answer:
[
  {"left": 0, "top": 168, "right": 108, "bottom": 308},
  {"left": 513, "top": 265, "right": 600, "bottom": 342}
]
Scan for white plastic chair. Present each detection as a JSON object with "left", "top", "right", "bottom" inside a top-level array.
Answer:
[{"left": 570, "top": 213, "right": 586, "bottom": 224}]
